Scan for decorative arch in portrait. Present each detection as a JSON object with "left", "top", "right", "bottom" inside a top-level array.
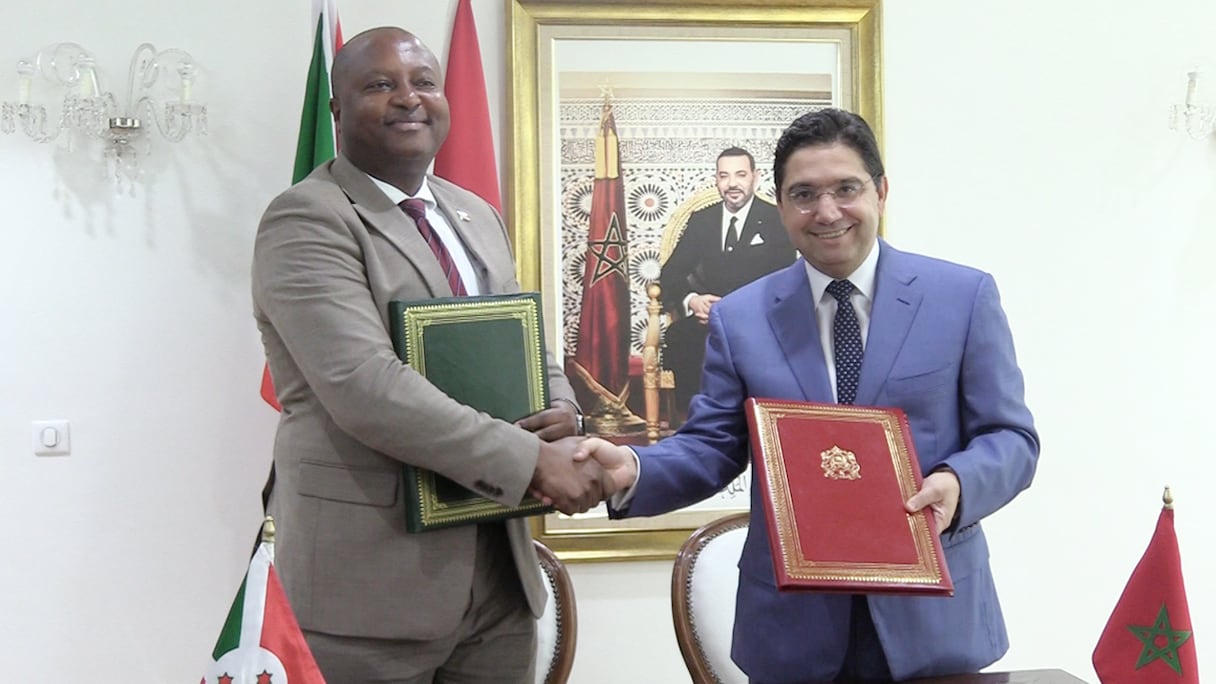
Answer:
[{"left": 508, "top": 0, "right": 883, "bottom": 561}]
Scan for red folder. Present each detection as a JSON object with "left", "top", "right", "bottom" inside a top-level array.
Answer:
[{"left": 745, "top": 398, "right": 953, "bottom": 595}]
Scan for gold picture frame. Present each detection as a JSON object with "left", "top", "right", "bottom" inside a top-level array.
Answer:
[{"left": 507, "top": 0, "right": 883, "bottom": 561}]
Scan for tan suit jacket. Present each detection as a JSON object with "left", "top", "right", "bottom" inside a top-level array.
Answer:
[{"left": 251, "top": 154, "right": 576, "bottom": 640}]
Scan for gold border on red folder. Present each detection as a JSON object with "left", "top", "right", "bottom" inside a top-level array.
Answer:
[{"left": 750, "top": 401, "right": 946, "bottom": 588}]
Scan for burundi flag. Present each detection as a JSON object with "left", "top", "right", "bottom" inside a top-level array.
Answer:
[
  {"left": 1092, "top": 488, "right": 1199, "bottom": 683},
  {"left": 293, "top": 0, "right": 343, "bottom": 185},
  {"left": 201, "top": 520, "right": 325, "bottom": 684},
  {"left": 261, "top": 0, "right": 344, "bottom": 411}
]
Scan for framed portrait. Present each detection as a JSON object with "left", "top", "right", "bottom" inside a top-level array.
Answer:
[{"left": 507, "top": 0, "right": 883, "bottom": 561}]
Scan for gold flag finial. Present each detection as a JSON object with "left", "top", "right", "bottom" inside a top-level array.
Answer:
[
  {"left": 1162, "top": 486, "right": 1174, "bottom": 510},
  {"left": 261, "top": 515, "right": 276, "bottom": 544}
]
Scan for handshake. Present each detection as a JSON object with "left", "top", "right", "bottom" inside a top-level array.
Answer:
[
  {"left": 528, "top": 436, "right": 638, "bottom": 515},
  {"left": 518, "top": 405, "right": 638, "bottom": 515}
]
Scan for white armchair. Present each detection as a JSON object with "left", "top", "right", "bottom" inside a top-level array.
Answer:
[
  {"left": 671, "top": 513, "right": 749, "bottom": 684},
  {"left": 534, "top": 539, "right": 576, "bottom": 684}
]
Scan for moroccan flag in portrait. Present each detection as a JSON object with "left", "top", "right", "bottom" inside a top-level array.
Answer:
[
  {"left": 261, "top": 0, "right": 344, "bottom": 411},
  {"left": 200, "top": 529, "right": 326, "bottom": 684},
  {"left": 1092, "top": 497, "right": 1199, "bottom": 683},
  {"left": 573, "top": 102, "right": 631, "bottom": 398}
]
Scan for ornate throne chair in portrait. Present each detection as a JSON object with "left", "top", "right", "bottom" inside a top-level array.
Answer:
[
  {"left": 640, "top": 185, "right": 720, "bottom": 443},
  {"left": 642, "top": 187, "right": 780, "bottom": 443}
]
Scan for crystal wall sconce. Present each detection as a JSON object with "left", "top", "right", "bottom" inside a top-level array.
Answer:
[
  {"left": 1, "top": 42, "right": 206, "bottom": 188},
  {"left": 1170, "top": 69, "right": 1215, "bottom": 140}
]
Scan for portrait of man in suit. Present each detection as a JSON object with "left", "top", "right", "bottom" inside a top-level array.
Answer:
[{"left": 660, "top": 146, "right": 796, "bottom": 417}]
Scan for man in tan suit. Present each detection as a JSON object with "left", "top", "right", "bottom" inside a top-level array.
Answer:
[{"left": 252, "top": 27, "right": 607, "bottom": 684}]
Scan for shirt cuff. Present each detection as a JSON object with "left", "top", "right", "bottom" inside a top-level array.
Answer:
[
  {"left": 681, "top": 293, "right": 700, "bottom": 318},
  {"left": 608, "top": 447, "right": 642, "bottom": 511}
]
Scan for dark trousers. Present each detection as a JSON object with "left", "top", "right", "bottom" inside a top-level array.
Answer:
[
  {"left": 664, "top": 316, "right": 709, "bottom": 417},
  {"left": 750, "top": 595, "right": 893, "bottom": 684}
]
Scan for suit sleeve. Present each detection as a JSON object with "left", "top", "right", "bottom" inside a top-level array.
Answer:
[
  {"left": 616, "top": 305, "right": 751, "bottom": 517},
  {"left": 659, "top": 217, "right": 705, "bottom": 313},
  {"left": 938, "top": 274, "right": 1039, "bottom": 530},
  {"left": 252, "top": 189, "right": 540, "bottom": 506}
]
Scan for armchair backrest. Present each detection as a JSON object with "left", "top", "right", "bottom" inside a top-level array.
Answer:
[
  {"left": 534, "top": 539, "right": 577, "bottom": 684},
  {"left": 671, "top": 513, "right": 749, "bottom": 684}
]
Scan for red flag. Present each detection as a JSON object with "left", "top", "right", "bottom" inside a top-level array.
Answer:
[
  {"left": 572, "top": 102, "right": 631, "bottom": 397},
  {"left": 260, "top": 366, "right": 281, "bottom": 411},
  {"left": 1093, "top": 497, "right": 1199, "bottom": 683},
  {"left": 433, "top": 0, "right": 501, "bottom": 212}
]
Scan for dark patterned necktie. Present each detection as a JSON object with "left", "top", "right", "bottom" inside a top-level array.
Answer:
[
  {"left": 723, "top": 216, "right": 739, "bottom": 252},
  {"left": 401, "top": 199, "right": 468, "bottom": 296},
  {"left": 826, "top": 279, "right": 862, "bottom": 404}
]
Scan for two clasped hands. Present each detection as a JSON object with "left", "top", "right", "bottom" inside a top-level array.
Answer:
[
  {"left": 515, "top": 403, "right": 637, "bottom": 515},
  {"left": 516, "top": 402, "right": 963, "bottom": 532}
]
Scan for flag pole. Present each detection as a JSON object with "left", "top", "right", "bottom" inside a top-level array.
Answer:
[
  {"left": 261, "top": 515, "right": 276, "bottom": 543},
  {"left": 261, "top": 515, "right": 276, "bottom": 563},
  {"left": 1163, "top": 485, "right": 1173, "bottom": 509}
]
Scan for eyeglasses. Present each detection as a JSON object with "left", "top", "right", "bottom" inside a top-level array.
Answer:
[{"left": 784, "top": 176, "right": 880, "bottom": 214}]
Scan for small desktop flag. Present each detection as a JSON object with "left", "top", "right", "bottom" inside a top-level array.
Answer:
[
  {"left": 200, "top": 518, "right": 326, "bottom": 684},
  {"left": 1092, "top": 487, "right": 1198, "bottom": 683}
]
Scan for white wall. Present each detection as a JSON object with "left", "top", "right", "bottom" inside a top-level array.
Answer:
[
  {"left": 0, "top": 1, "right": 1211, "bottom": 683},
  {"left": 882, "top": 2, "right": 1214, "bottom": 681}
]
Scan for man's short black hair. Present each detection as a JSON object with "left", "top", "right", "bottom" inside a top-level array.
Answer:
[
  {"left": 773, "top": 108, "right": 884, "bottom": 193},
  {"left": 717, "top": 146, "right": 756, "bottom": 171}
]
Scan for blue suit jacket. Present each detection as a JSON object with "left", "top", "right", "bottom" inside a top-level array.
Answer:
[{"left": 625, "top": 240, "right": 1039, "bottom": 682}]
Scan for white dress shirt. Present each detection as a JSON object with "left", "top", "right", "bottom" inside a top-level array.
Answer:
[
  {"left": 720, "top": 196, "right": 754, "bottom": 250},
  {"left": 803, "top": 240, "right": 879, "bottom": 400},
  {"left": 368, "top": 174, "right": 484, "bottom": 295}
]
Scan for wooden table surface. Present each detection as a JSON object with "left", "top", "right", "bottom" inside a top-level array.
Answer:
[{"left": 895, "top": 670, "right": 1089, "bottom": 684}]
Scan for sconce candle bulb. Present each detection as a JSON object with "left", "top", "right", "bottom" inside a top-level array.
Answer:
[{"left": 16, "top": 62, "right": 33, "bottom": 105}]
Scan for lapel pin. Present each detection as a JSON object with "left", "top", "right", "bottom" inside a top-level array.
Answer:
[{"left": 456, "top": 210, "right": 471, "bottom": 222}]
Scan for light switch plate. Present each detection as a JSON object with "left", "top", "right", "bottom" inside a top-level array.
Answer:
[{"left": 33, "top": 420, "right": 71, "bottom": 456}]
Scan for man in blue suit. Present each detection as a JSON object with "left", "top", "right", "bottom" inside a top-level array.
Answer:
[{"left": 575, "top": 108, "right": 1039, "bottom": 683}]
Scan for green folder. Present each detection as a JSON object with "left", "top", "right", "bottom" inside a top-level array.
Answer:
[{"left": 389, "top": 293, "right": 554, "bottom": 532}]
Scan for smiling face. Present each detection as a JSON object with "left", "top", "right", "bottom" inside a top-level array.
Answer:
[
  {"left": 330, "top": 28, "right": 450, "bottom": 192},
  {"left": 776, "top": 142, "right": 886, "bottom": 279},
  {"left": 715, "top": 153, "right": 758, "bottom": 213}
]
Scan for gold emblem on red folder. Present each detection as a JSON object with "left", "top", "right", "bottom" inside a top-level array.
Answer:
[{"left": 821, "top": 446, "right": 861, "bottom": 480}]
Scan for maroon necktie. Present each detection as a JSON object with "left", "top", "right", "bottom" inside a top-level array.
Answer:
[{"left": 400, "top": 199, "right": 468, "bottom": 296}]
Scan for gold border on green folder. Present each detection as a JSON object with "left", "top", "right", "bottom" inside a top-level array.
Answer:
[{"left": 392, "top": 294, "right": 554, "bottom": 531}]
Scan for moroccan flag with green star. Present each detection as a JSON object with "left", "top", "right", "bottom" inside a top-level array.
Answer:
[
  {"left": 201, "top": 538, "right": 326, "bottom": 684},
  {"left": 1092, "top": 496, "right": 1199, "bottom": 683},
  {"left": 261, "top": 0, "right": 343, "bottom": 411},
  {"left": 572, "top": 101, "right": 631, "bottom": 399}
]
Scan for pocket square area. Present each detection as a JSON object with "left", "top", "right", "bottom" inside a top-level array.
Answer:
[{"left": 749, "top": 234, "right": 766, "bottom": 246}]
